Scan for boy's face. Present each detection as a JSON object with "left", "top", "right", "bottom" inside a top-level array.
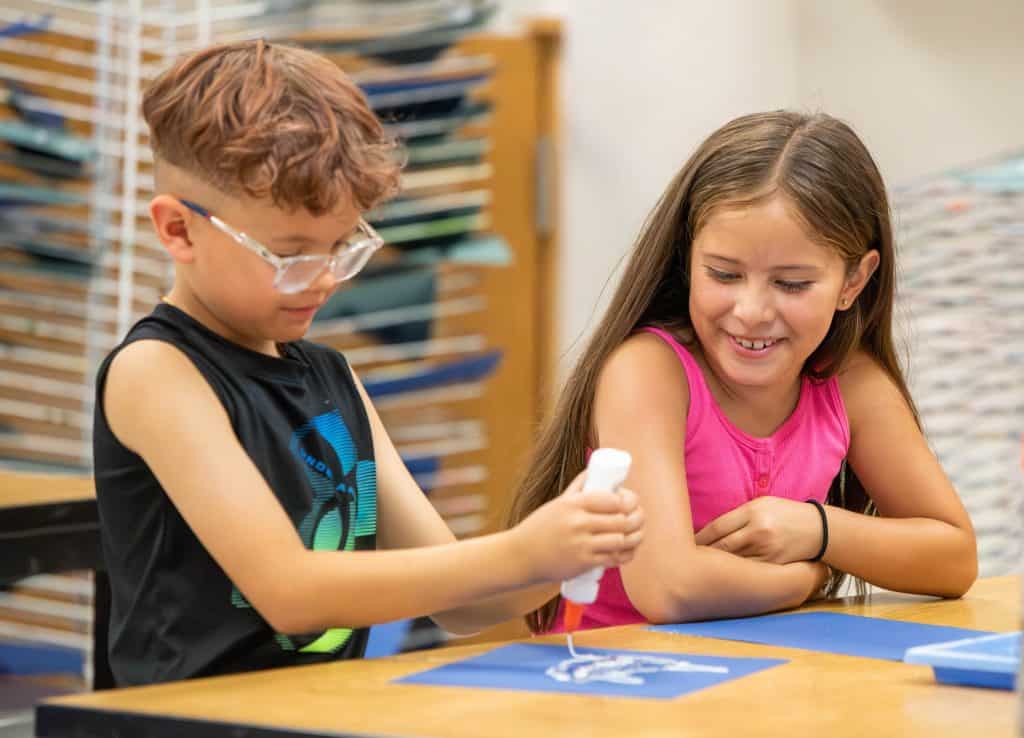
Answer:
[{"left": 172, "top": 188, "right": 364, "bottom": 354}]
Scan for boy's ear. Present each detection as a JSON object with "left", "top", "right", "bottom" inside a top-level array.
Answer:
[
  {"left": 838, "top": 249, "right": 880, "bottom": 310},
  {"left": 149, "top": 195, "right": 197, "bottom": 264}
]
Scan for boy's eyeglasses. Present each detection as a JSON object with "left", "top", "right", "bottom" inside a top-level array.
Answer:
[{"left": 179, "top": 199, "right": 383, "bottom": 294}]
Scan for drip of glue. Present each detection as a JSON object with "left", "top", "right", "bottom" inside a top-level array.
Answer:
[{"left": 560, "top": 448, "right": 632, "bottom": 655}]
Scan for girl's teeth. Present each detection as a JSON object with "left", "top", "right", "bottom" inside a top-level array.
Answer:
[{"left": 737, "top": 338, "right": 774, "bottom": 350}]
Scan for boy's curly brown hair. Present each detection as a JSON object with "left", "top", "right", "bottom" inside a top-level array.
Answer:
[{"left": 142, "top": 39, "right": 400, "bottom": 214}]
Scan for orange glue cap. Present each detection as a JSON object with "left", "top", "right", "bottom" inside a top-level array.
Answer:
[{"left": 563, "top": 599, "right": 585, "bottom": 633}]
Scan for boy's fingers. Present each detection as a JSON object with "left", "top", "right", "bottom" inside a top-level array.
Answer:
[
  {"left": 622, "top": 530, "right": 644, "bottom": 549},
  {"left": 590, "top": 529, "right": 643, "bottom": 555},
  {"left": 595, "top": 552, "right": 622, "bottom": 567},
  {"left": 578, "top": 489, "right": 623, "bottom": 514},
  {"left": 590, "top": 532, "right": 630, "bottom": 554},
  {"left": 616, "top": 487, "right": 639, "bottom": 513},
  {"left": 581, "top": 511, "right": 631, "bottom": 534},
  {"left": 615, "top": 549, "right": 636, "bottom": 565},
  {"left": 578, "top": 507, "right": 644, "bottom": 535}
]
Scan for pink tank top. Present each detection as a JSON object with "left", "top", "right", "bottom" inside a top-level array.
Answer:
[{"left": 550, "top": 326, "right": 850, "bottom": 632}]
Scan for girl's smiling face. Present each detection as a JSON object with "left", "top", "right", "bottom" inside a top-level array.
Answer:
[{"left": 688, "top": 196, "right": 873, "bottom": 396}]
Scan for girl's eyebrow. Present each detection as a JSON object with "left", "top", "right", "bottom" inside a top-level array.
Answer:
[
  {"left": 704, "top": 253, "right": 821, "bottom": 273},
  {"left": 774, "top": 264, "right": 822, "bottom": 273}
]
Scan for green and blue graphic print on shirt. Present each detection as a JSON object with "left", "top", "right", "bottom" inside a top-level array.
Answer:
[{"left": 231, "top": 409, "right": 376, "bottom": 653}]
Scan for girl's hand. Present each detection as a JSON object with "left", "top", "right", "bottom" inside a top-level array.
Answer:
[
  {"left": 512, "top": 471, "right": 645, "bottom": 582},
  {"left": 694, "top": 497, "right": 825, "bottom": 564},
  {"left": 807, "top": 561, "right": 834, "bottom": 601}
]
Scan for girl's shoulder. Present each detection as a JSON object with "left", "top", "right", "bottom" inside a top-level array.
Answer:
[
  {"left": 836, "top": 349, "right": 910, "bottom": 429},
  {"left": 606, "top": 329, "right": 693, "bottom": 376},
  {"left": 836, "top": 349, "right": 888, "bottom": 394},
  {"left": 592, "top": 330, "right": 695, "bottom": 450},
  {"left": 596, "top": 330, "right": 694, "bottom": 410},
  {"left": 621, "top": 325, "right": 701, "bottom": 361}
]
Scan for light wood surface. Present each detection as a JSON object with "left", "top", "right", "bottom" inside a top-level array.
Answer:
[
  {"left": 41, "top": 576, "right": 1020, "bottom": 738},
  {"left": 0, "top": 470, "right": 94, "bottom": 509}
]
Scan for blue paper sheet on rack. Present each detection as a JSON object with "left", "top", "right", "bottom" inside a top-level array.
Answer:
[
  {"left": 395, "top": 643, "right": 785, "bottom": 700},
  {"left": 0, "top": 640, "right": 83, "bottom": 676},
  {"left": 362, "top": 351, "right": 502, "bottom": 397},
  {"left": 650, "top": 612, "right": 994, "bottom": 661}
]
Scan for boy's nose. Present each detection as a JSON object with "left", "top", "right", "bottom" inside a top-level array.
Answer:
[{"left": 309, "top": 262, "right": 338, "bottom": 293}]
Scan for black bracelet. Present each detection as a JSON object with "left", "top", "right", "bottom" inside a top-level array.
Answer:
[{"left": 806, "top": 499, "right": 829, "bottom": 562}]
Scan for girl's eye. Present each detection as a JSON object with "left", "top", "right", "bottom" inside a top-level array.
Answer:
[
  {"left": 706, "top": 267, "right": 740, "bottom": 282},
  {"left": 777, "top": 280, "right": 812, "bottom": 293}
]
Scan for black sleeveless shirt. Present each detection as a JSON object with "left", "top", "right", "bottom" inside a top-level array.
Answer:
[{"left": 93, "top": 303, "right": 377, "bottom": 685}]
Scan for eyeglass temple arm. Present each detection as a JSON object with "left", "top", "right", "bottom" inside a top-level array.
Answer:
[{"left": 179, "top": 199, "right": 211, "bottom": 218}]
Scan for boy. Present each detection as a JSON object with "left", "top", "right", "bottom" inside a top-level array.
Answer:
[{"left": 94, "top": 40, "right": 643, "bottom": 686}]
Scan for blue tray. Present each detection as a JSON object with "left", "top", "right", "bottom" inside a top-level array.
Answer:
[{"left": 904, "top": 631, "right": 1020, "bottom": 690}]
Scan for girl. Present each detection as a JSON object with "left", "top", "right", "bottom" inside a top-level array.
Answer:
[{"left": 510, "top": 111, "right": 977, "bottom": 632}]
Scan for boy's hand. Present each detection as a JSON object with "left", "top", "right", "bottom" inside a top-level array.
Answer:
[
  {"left": 511, "top": 471, "right": 645, "bottom": 583},
  {"left": 695, "top": 496, "right": 823, "bottom": 564}
]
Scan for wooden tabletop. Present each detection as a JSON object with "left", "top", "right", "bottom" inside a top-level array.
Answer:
[
  {"left": 0, "top": 470, "right": 94, "bottom": 509},
  {"left": 38, "top": 576, "right": 1019, "bottom": 738},
  {"left": 0, "top": 469, "right": 99, "bottom": 585}
]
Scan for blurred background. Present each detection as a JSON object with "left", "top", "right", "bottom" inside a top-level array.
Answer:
[
  {"left": 498, "top": 1, "right": 1024, "bottom": 367},
  {"left": 0, "top": 1, "right": 1020, "bottom": 731}
]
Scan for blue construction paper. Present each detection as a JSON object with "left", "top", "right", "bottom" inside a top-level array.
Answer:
[
  {"left": 367, "top": 77, "right": 488, "bottom": 119},
  {"left": 362, "top": 351, "right": 501, "bottom": 397},
  {"left": 403, "top": 455, "right": 439, "bottom": 477},
  {"left": 306, "top": 4, "right": 495, "bottom": 65},
  {"left": 366, "top": 619, "right": 413, "bottom": 658},
  {"left": 0, "top": 640, "right": 83, "bottom": 676},
  {"left": 395, "top": 643, "right": 785, "bottom": 700},
  {"left": 361, "top": 74, "right": 489, "bottom": 97},
  {"left": 0, "top": 15, "right": 52, "bottom": 39},
  {"left": 905, "top": 632, "right": 1020, "bottom": 690},
  {"left": 650, "top": 612, "right": 994, "bottom": 661}
]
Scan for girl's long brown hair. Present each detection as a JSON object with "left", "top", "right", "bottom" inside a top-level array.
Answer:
[{"left": 509, "top": 111, "right": 917, "bottom": 633}]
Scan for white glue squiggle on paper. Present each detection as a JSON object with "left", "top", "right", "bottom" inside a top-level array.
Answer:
[{"left": 546, "top": 653, "right": 729, "bottom": 686}]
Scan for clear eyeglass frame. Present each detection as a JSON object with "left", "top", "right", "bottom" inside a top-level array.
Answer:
[{"left": 180, "top": 199, "right": 384, "bottom": 294}]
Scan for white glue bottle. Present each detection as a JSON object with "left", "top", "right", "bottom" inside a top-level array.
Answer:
[{"left": 560, "top": 448, "right": 633, "bottom": 644}]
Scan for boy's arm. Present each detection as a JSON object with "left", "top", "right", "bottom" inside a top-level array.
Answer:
[
  {"left": 594, "top": 334, "right": 828, "bottom": 625},
  {"left": 347, "top": 372, "right": 564, "bottom": 633},
  {"left": 104, "top": 340, "right": 637, "bottom": 635}
]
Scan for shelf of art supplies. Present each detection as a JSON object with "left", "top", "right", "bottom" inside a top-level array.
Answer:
[
  {"left": 0, "top": 3, "right": 174, "bottom": 698},
  {"left": 0, "top": 1, "right": 561, "bottom": 681}
]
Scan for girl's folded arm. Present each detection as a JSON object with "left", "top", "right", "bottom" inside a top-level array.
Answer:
[
  {"left": 828, "top": 353, "right": 977, "bottom": 598},
  {"left": 594, "top": 334, "right": 826, "bottom": 624}
]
